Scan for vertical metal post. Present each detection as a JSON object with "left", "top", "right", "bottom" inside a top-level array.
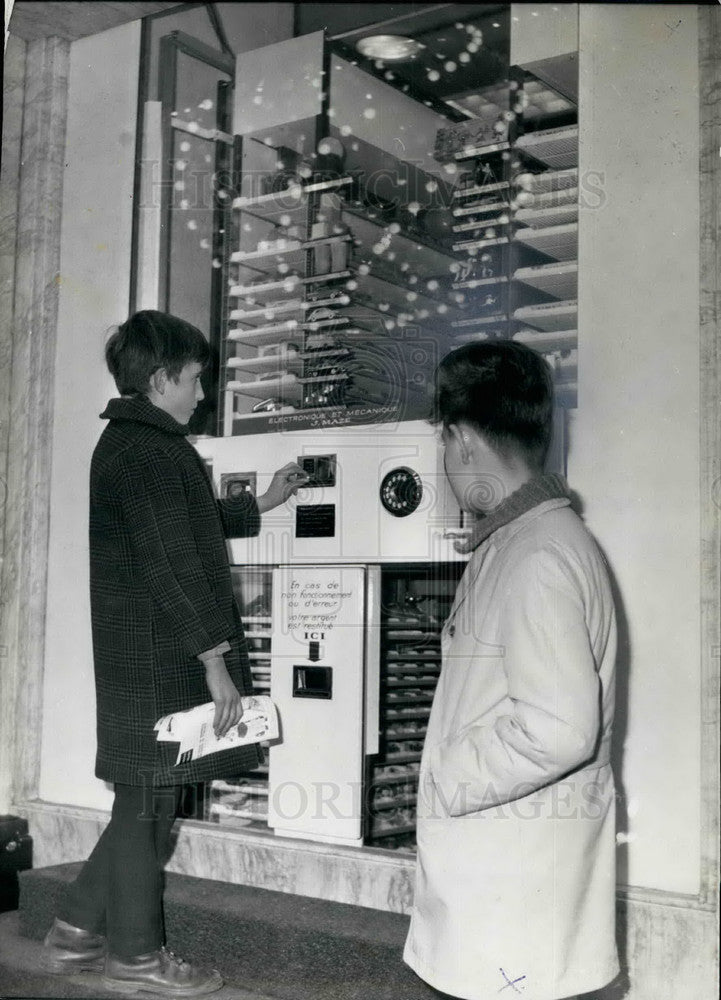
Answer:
[
  {"left": 129, "top": 17, "right": 152, "bottom": 315},
  {"left": 208, "top": 78, "right": 231, "bottom": 435},
  {"left": 157, "top": 32, "right": 178, "bottom": 312}
]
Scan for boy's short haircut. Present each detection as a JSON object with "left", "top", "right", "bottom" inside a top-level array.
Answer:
[
  {"left": 433, "top": 341, "right": 554, "bottom": 469},
  {"left": 105, "top": 310, "right": 210, "bottom": 395}
]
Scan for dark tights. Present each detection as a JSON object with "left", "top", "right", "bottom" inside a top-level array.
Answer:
[{"left": 59, "top": 783, "right": 184, "bottom": 958}]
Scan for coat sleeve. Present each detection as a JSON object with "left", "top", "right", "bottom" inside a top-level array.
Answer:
[
  {"left": 216, "top": 492, "right": 261, "bottom": 538},
  {"left": 111, "top": 448, "right": 233, "bottom": 658},
  {"left": 428, "top": 547, "right": 601, "bottom": 816}
]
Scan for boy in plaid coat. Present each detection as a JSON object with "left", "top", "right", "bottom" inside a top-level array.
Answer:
[{"left": 43, "top": 311, "right": 306, "bottom": 996}]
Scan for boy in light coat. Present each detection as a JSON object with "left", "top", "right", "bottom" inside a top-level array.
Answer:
[{"left": 404, "top": 341, "right": 619, "bottom": 1000}]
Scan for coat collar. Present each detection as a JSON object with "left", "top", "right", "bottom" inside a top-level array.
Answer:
[
  {"left": 446, "top": 497, "right": 572, "bottom": 631},
  {"left": 454, "top": 473, "right": 571, "bottom": 554},
  {"left": 100, "top": 394, "right": 190, "bottom": 436}
]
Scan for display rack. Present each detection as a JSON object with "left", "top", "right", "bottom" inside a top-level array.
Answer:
[
  {"left": 437, "top": 69, "right": 578, "bottom": 407},
  {"left": 222, "top": 159, "right": 461, "bottom": 431},
  {"left": 206, "top": 573, "right": 273, "bottom": 829},
  {"left": 364, "top": 566, "right": 462, "bottom": 851}
]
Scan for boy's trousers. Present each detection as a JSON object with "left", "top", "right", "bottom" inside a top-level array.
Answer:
[{"left": 59, "top": 783, "right": 185, "bottom": 958}]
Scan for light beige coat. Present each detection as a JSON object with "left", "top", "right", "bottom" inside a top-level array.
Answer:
[{"left": 404, "top": 499, "right": 619, "bottom": 1000}]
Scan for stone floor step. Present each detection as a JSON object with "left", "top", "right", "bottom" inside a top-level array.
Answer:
[{"left": 17, "top": 864, "right": 440, "bottom": 1000}]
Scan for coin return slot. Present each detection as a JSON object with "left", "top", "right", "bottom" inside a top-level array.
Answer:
[{"left": 293, "top": 665, "right": 333, "bottom": 700}]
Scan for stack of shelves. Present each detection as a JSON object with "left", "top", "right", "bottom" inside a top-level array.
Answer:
[
  {"left": 365, "top": 569, "right": 461, "bottom": 851},
  {"left": 223, "top": 176, "right": 360, "bottom": 430},
  {"left": 206, "top": 575, "right": 273, "bottom": 828},
  {"left": 512, "top": 158, "right": 578, "bottom": 407},
  {"left": 447, "top": 155, "right": 512, "bottom": 344},
  {"left": 437, "top": 76, "right": 578, "bottom": 408},
  {"left": 224, "top": 163, "right": 474, "bottom": 428}
]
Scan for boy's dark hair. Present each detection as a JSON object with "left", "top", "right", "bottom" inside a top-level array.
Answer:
[
  {"left": 433, "top": 341, "right": 554, "bottom": 469},
  {"left": 105, "top": 310, "right": 210, "bottom": 395}
]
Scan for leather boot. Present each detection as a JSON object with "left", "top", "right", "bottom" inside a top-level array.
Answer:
[
  {"left": 42, "top": 917, "right": 107, "bottom": 973},
  {"left": 103, "top": 946, "right": 223, "bottom": 996}
]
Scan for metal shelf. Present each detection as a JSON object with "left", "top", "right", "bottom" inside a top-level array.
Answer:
[
  {"left": 452, "top": 313, "right": 507, "bottom": 330},
  {"left": 452, "top": 275, "right": 508, "bottom": 291},
  {"left": 385, "top": 630, "right": 441, "bottom": 641},
  {"left": 515, "top": 203, "right": 578, "bottom": 229},
  {"left": 227, "top": 372, "right": 349, "bottom": 400},
  {"left": 525, "top": 186, "right": 579, "bottom": 211},
  {"left": 229, "top": 275, "right": 302, "bottom": 298},
  {"left": 513, "top": 328, "right": 578, "bottom": 352},
  {"left": 386, "top": 666, "right": 440, "bottom": 679},
  {"left": 384, "top": 752, "right": 422, "bottom": 764},
  {"left": 211, "top": 780, "right": 268, "bottom": 794},
  {"left": 386, "top": 650, "right": 442, "bottom": 661},
  {"left": 343, "top": 209, "right": 459, "bottom": 275},
  {"left": 226, "top": 374, "right": 302, "bottom": 401},
  {"left": 453, "top": 215, "right": 510, "bottom": 234},
  {"left": 229, "top": 299, "right": 303, "bottom": 322},
  {"left": 385, "top": 693, "right": 434, "bottom": 705},
  {"left": 452, "top": 235, "right": 510, "bottom": 253},
  {"left": 384, "top": 711, "right": 431, "bottom": 725},
  {"left": 514, "top": 126, "right": 578, "bottom": 170},
  {"left": 513, "top": 300, "right": 578, "bottom": 332},
  {"left": 229, "top": 271, "right": 352, "bottom": 301},
  {"left": 453, "top": 140, "right": 510, "bottom": 161},
  {"left": 452, "top": 200, "right": 509, "bottom": 219},
  {"left": 453, "top": 179, "right": 509, "bottom": 200},
  {"left": 513, "top": 261, "right": 578, "bottom": 299},
  {"left": 232, "top": 175, "right": 353, "bottom": 213},
  {"left": 230, "top": 240, "right": 302, "bottom": 263},
  {"left": 227, "top": 320, "right": 301, "bottom": 345},
  {"left": 513, "top": 223, "right": 577, "bottom": 261},
  {"left": 369, "top": 769, "right": 420, "bottom": 786},
  {"left": 348, "top": 267, "right": 463, "bottom": 320},
  {"left": 371, "top": 794, "right": 417, "bottom": 811},
  {"left": 368, "top": 823, "right": 416, "bottom": 838},
  {"left": 226, "top": 350, "right": 302, "bottom": 375},
  {"left": 226, "top": 347, "right": 351, "bottom": 378},
  {"left": 230, "top": 294, "right": 349, "bottom": 325},
  {"left": 522, "top": 167, "right": 578, "bottom": 193}
]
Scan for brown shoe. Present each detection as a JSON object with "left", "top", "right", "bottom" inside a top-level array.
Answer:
[
  {"left": 42, "top": 917, "right": 106, "bottom": 973},
  {"left": 103, "top": 947, "right": 223, "bottom": 996}
]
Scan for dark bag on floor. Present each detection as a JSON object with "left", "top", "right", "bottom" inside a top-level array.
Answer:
[{"left": 0, "top": 815, "right": 33, "bottom": 912}]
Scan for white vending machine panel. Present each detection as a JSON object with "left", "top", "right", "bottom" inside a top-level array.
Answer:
[
  {"left": 268, "top": 564, "right": 371, "bottom": 846},
  {"left": 196, "top": 419, "right": 465, "bottom": 565}
]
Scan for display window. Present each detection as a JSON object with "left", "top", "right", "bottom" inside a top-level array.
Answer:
[{"left": 137, "top": 4, "right": 578, "bottom": 440}]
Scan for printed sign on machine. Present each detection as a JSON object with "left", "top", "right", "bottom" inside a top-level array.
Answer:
[{"left": 268, "top": 564, "right": 369, "bottom": 846}]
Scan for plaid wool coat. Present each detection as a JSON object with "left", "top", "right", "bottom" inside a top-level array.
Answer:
[{"left": 90, "top": 394, "right": 262, "bottom": 786}]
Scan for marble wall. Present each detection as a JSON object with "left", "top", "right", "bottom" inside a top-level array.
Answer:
[
  {"left": 0, "top": 35, "right": 69, "bottom": 809},
  {"left": 697, "top": 2, "right": 721, "bottom": 913},
  {"left": 572, "top": 3, "right": 702, "bottom": 896},
  {"left": 19, "top": 799, "right": 417, "bottom": 914},
  {"left": 0, "top": 33, "right": 26, "bottom": 809}
]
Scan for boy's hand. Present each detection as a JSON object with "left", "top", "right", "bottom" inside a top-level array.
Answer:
[
  {"left": 256, "top": 462, "right": 309, "bottom": 512},
  {"left": 203, "top": 656, "right": 243, "bottom": 738}
]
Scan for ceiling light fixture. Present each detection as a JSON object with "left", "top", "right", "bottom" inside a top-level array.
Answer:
[{"left": 356, "top": 35, "right": 424, "bottom": 62}]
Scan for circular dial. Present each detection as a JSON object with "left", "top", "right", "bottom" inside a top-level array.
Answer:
[{"left": 380, "top": 467, "right": 423, "bottom": 517}]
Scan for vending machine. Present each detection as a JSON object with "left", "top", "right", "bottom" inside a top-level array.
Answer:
[{"left": 198, "top": 421, "right": 465, "bottom": 849}]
